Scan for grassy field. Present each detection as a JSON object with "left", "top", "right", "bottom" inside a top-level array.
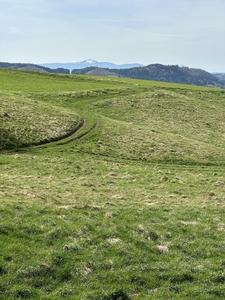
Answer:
[{"left": 0, "top": 69, "right": 225, "bottom": 299}]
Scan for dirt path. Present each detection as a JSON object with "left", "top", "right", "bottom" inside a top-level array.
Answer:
[
  {"left": 56, "top": 118, "right": 98, "bottom": 145},
  {"left": 0, "top": 117, "right": 99, "bottom": 153}
]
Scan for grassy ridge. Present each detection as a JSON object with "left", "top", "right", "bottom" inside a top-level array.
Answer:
[
  {"left": 86, "top": 89, "right": 225, "bottom": 165},
  {"left": 0, "top": 69, "right": 225, "bottom": 299},
  {"left": 0, "top": 69, "right": 134, "bottom": 93},
  {"left": 0, "top": 91, "right": 82, "bottom": 150}
]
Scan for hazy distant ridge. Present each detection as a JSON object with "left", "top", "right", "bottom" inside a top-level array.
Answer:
[
  {"left": 40, "top": 59, "right": 143, "bottom": 71},
  {"left": 0, "top": 62, "right": 69, "bottom": 74}
]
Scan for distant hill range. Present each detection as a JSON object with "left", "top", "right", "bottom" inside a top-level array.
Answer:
[
  {"left": 71, "top": 64, "right": 225, "bottom": 88},
  {"left": 0, "top": 60, "right": 224, "bottom": 88},
  {"left": 0, "top": 62, "right": 70, "bottom": 74},
  {"left": 40, "top": 59, "right": 143, "bottom": 71}
]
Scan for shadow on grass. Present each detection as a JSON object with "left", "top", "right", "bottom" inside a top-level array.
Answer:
[
  {"left": 0, "top": 128, "right": 24, "bottom": 151},
  {"left": 104, "top": 290, "right": 130, "bottom": 300}
]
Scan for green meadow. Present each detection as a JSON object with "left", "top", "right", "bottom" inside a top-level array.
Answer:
[{"left": 0, "top": 69, "right": 225, "bottom": 299}]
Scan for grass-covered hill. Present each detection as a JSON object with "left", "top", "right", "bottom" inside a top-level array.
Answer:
[
  {"left": 0, "top": 92, "right": 82, "bottom": 150},
  {"left": 1, "top": 69, "right": 225, "bottom": 299}
]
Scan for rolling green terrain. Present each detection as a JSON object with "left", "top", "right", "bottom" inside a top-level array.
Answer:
[{"left": 0, "top": 69, "right": 225, "bottom": 299}]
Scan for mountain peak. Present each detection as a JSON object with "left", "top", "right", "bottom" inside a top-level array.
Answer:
[{"left": 82, "top": 59, "right": 98, "bottom": 64}]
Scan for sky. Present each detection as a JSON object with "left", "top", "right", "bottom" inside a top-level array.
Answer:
[{"left": 1, "top": 0, "right": 225, "bottom": 72}]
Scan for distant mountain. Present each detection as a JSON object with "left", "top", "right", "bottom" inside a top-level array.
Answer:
[
  {"left": 213, "top": 73, "right": 225, "bottom": 82},
  {"left": 71, "top": 64, "right": 225, "bottom": 88},
  {"left": 0, "top": 62, "right": 70, "bottom": 74},
  {"left": 40, "top": 59, "right": 143, "bottom": 72}
]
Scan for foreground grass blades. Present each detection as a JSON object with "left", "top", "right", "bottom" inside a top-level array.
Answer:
[{"left": 0, "top": 69, "right": 225, "bottom": 299}]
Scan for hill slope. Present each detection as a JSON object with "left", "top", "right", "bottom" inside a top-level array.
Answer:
[
  {"left": 1, "top": 69, "right": 225, "bottom": 299},
  {"left": 0, "top": 91, "right": 82, "bottom": 150},
  {"left": 1, "top": 68, "right": 225, "bottom": 164}
]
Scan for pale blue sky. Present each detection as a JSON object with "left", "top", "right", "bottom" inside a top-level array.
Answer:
[{"left": 0, "top": 0, "right": 225, "bottom": 72}]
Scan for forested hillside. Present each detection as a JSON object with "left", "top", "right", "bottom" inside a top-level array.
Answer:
[{"left": 72, "top": 64, "right": 225, "bottom": 88}]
